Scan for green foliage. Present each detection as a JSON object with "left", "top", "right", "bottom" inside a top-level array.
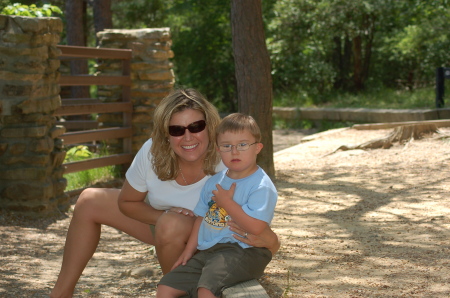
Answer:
[
  {"left": 166, "top": 0, "right": 237, "bottom": 112},
  {"left": 110, "top": 0, "right": 239, "bottom": 112},
  {"left": 380, "top": 1, "right": 450, "bottom": 87},
  {"left": 19, "top": 0, "right": 448, "bottom": 112},
  {"left": 267, "top": 0, "right": 450, "bottom": 103},
  {"left": 273, "top": 117, "right": 314, "bottom": 130},
  {"left": 0, "top": 0, "right": 12, "bottom": 11},
  {"left": 1, "top": 3, "right": 62, "bottom": 17},
  {"left": 273, "top": 86, "right": 437, "bottom": 109},
  {"left": 112, "top": 0, "right": 166, "bottom": 29},
  {"left": 64, "top": 145, "right": 121, "bottom": 191},
  {"left": 64, "top": 146, "right": 92, "bottom": 162}
]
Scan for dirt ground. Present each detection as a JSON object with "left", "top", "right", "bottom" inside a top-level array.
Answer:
[{"left": 1, "top": 127, "right": 449, "bottom": 297}]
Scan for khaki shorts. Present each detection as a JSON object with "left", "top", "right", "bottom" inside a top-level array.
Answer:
[{"left": 158, "top": 242, "right": 272, "bottom": 297}]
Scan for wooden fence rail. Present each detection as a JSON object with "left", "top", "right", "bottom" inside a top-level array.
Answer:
[{"left": 55, "top": 45, "right": 133, "bottom": 175}]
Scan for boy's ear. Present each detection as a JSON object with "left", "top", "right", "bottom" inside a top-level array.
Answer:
[{"left": 255, "top": 142, "right": 264, "bottom": 154}]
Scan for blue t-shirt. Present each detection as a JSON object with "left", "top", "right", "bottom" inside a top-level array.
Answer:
[{"left": 194, "top": 166, "right": 277, "bottom": 250}]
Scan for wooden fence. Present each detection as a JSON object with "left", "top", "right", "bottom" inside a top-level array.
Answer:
[{"left": 55, "top": 45, "right": 133, "bottom": 175}]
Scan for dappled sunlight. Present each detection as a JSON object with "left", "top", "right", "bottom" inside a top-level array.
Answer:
[{"left": 269, "top": 128, "right": 450, "bottom": 297}]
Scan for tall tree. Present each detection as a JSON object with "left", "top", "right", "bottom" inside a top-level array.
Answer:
[
  {"left": 65, "top": 0, "right": 89, "bottom": 99},
  {"left": 230, "top": 0, "right": 274, "bottom": 179},
  {"left": 93, "top": 0, "right": 112, "bottom": 44}
]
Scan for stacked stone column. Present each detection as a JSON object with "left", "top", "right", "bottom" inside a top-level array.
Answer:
[
  {"left": 96, "top": 28, "right": 175, "bottom": 153},
  {"left": 0, "top": 15, "right": 68, "bottom": 216},
  {"left": 0, "top": 20, "right": 174, "bottom": 216}
]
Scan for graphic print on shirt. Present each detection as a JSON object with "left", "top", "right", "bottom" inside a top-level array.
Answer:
[{"left": 204, "top": 200, "right": 231, "bottom": 230}]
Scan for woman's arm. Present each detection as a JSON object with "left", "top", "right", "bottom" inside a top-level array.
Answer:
[
  {"left": 118, "top": 179, "right": 164, "bottom": 225},
  {"left": 213, "top": 182, "right": 281, "bottom": 254},
  {"left": 228, "top": 221, "right": 281, "bottom": 255}
]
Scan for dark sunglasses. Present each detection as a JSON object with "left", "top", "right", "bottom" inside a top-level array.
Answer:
[{"left": 168, "top": 120, "right": 207, "bottom": 137}]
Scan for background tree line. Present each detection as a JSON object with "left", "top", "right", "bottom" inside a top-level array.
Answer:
[{"left": 2, "top": 0, "right": 450, "bottom": 111}]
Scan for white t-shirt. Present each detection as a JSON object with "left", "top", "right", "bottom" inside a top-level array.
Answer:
[{"left": 126, "top": 139, "right": 226, "bottom": 211}]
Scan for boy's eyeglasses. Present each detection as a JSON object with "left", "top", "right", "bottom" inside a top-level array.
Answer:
[
  {"left": 168, "top": 120, "right": 207, "bottom": 136},
  {"left": 218, "top": 142, "right": 257, "bottom": 152}
]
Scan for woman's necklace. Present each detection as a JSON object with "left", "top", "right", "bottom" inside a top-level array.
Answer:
[{"left": 179, "top": 167, "right": 202, "bottom": 185}]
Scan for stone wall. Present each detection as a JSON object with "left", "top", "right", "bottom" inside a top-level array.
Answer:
[
  {"left": 0, "top": 15, "right": 68, "bottom": 216},
  {"left": 96, "top": 28, "right": 175, "bottom": 153},
  {"left": 0, "top": 20, "right": 175, "bottom": 216}
]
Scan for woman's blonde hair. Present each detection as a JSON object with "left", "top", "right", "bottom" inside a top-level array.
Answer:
[{"left": 150, "top": 88, "right": 221, "bottom": 180}]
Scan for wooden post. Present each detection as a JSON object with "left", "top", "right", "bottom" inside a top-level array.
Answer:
[{"left": 436, "top": 67, "right": 445, "bottom": 108}]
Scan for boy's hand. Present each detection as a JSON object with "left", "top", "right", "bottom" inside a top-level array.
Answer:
[
  {"left": 171, "top": 250, "right": 194, "bottom": 270},
  {"left": 212, "top": 183, "right": 236, "bottom": 208}
]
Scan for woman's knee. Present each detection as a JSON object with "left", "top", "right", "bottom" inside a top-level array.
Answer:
[
  {"left": 155, "top": 213, "right": 194, "bottom": 245},
  {"left": 74, "top": 188, "right": 112, "bottom": 217}
]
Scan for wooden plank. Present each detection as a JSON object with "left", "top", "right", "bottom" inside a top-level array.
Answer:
[
  {"left": 352, "top": 119, "right": 450, "bottom": 130},
  {"left": 61, "top": 98, "right": 102, "bottom": 105},
  {"left": 56, "top": 120, "right": 98, "bottom": 130},
  {"left": 64, "top": 153, "right": 133, "bottom": 174},
  {"left": 56, "top": 44, "right": 134, "bottom": 176},
  {"left": 272, "top": 107, "right": 448, "bottom": 123},
  {"left": 54, "top": 102, "right": 132, "bottom": 116},
  {"left": 57, "top": 45, "right": 132, "bottom": 59},
  {"left": 122, "top": 58, "right": 132, "bottom": 154},
  {"left": 222, "top": 279, "right": 269, "bottom": 298},
  {"left": 61, "top": 127, "right": 132, "bottom": 145},
  {"left": 59, "top": 75, "right": 131, "bottom": 86}
]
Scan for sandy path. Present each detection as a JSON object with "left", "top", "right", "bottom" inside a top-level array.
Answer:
[{"left": 1, "top": 127, "right": 449, "bottom": 297}]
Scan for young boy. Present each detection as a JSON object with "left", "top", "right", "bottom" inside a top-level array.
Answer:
[{"left": 156, "top": 113, "right": 278, "bottom": 298}]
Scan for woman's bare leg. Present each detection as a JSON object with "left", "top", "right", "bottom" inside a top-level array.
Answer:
[
  {"left": 50, "top": 188, "right": 154, "bottom": 298},
  {"left": 155, "top": 211, "right": 196, "bottom": 274}
]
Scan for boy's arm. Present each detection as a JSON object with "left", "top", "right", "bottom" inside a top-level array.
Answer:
[
  {"left": 212, "top": 183, "right": 267, "bottom": 235},
  {"left": 171, "top": 216, "right": 203, "bottom": 269}
]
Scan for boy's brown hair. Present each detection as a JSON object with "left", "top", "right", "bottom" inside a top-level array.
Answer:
[{"left": 215, "top": 113, "right": 261, "bottom": 142}]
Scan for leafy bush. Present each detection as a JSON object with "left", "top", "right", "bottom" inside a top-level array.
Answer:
[
  {"left": 64, "top": 145, "right": 92, "bottom": 162},
  {"left": 64, "top": 145, "right": 122, "bottom": 191},
  {"left": 1, "top": 3, "right": 62, "bottom": 17}
]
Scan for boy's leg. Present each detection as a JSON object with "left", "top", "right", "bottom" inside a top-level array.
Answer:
[
  {"left": 156, "top": 284, "right": 188, "bottom": 298},
  {"left": 198, "top": 243, "right": 272, "bottom": 296},
  {"left": 198, "top": 287, "right": 219, "bottom": 298},
  {"left": 158, "top": 250, "right": 207, "bottom": 297}
]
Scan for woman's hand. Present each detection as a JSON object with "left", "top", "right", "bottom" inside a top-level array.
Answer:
[
  {"left": 166, "top": 207, "right": 195, "bottom": 217},
  {"left": 228, "top": 220, "right": 281, "bottom": 255}
]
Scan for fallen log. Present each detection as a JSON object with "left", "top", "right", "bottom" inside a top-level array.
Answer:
[
  {"left": 324, "top": 124, "right": 442, "bottom": 156},
  {"left": 352, "top": 119, "right": 450, "bottom": 130}
]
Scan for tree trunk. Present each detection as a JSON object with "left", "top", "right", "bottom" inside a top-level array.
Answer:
[
  {"left": 333, "top": 36, "right": 352, "bottom": 90},
  {"left": 93, "top": 0, "right": 113, "bottom": 45},
  {"left": 352, "top": 35, "right": 364, "bottom": 92},
  {"left": 362, "top": 18, "right": 374, "bottom": 90},
  {"left": 65, "top": 0, "right": 89, "bottom": 99},
  {"left": 230, "top": 0, "right": 274, "bottom": 179}
]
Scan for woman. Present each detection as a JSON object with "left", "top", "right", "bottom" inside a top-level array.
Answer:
[{"left": 50, "top": 88, "right": 280, "bottom": 298}]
